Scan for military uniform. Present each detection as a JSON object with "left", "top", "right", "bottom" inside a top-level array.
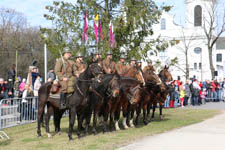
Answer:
[
  {"left": 127, "top": 57, "right": 136, "bottom": 70},
  {"left": 115, "top": 61, "right": 127, "bottom": 75},
  {"left": 74, "top": 61, "right": 86, "bottom": 78},
  {"left": 102, "top": 58, "right": 116, "bottom": 74},
  {"left": 54, "top": 57, "right": 76, "bottom": 93},
  {"left": 143, "top": 60, "right": 155, "bottom": 73}
]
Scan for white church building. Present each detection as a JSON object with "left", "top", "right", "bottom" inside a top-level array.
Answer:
[{"left": 147, "top": 0, "right": 225, "bottom": 81}]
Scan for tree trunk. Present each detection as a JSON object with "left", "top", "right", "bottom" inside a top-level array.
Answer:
[
  {"left": 185, "top": 50, "right": 189, "bottom": 80},
  {"left": 208, "top": 46, "right": 215, "bottom": 79}
]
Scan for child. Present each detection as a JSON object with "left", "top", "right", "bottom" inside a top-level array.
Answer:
[
  {"left": 179, "top": 81, "right": 185, "bottom": 107},
  {"left": 201, "top": 88, "right": 207, "bottom": 104}
]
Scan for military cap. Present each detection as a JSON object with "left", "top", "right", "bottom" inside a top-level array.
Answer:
[
  {"left": 130, "top": 57, "right": 136, "bottom": 61},
  {"left": 76, "top": 52, "right": 84, "bottom": 58},
  {"left": 63, "top": 47, "right": 72, "bottom": 54},
  {"left": 147, "top": 59, "right": 152, "bottom": 63},
  {"left": 106, "top": 51, "right": 113, "bottom": 55},
  {"left": 120, "top": 54, "right": 126, "bottom": 59}
]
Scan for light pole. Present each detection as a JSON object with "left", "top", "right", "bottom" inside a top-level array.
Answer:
[{"left": 43, "top": 33, "right": 48, "bottom": 83}]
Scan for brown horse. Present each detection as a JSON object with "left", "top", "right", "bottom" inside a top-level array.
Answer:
[
  {"left": 147, "top": 65, "right": 173, "bottom": 121},
  {"left": 134, "top": 68, "right": 162, "bottom": 125},
  {"left": 113, "top": 66, "right": 143, "bottom": 130},
  {"left": 37, "top": 62, "right": 103, "bottom": 138}
]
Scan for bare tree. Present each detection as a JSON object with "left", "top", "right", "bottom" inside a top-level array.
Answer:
[
  {"left": 202, "top": 0, "right": 225, "bottom": 79},
  {"left": 175, "top": 27, "right": 198, "bottom": 80}
]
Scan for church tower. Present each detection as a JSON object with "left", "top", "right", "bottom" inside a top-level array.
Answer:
[{"left": 185, "top": 0, "right": 217, "bottom": 28}]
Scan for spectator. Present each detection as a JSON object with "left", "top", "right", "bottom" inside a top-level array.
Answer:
[
  {"left": 0, "top": 78, "right": 6, "bottom": 99},
  {"left": 4, "top": 80, "right": 12, "bottom": 99},
  {"left": 192, "top": 79, "right": 201, "bottom": 105},
  {"left": 8, "top": 64, "right": 16, "bottom": 97},
  {"left": 169, "top": 83, "right": 175, "bottom": 108},
  {"left": 33, "top": 76, "right": 41, "bottom": 119},
  {"left": 174, "top": 80, "right": 180, "bottom": 107},
  {"left": 184, "top": 80, "right": 191, "bottom": 106},
  {"left": 47, "top": 69, "right": 55, "bottom": 82},
  {"left": 211, "top": 80, "right": 217, "bottom": 102},
  {"left": 179, "top": 81, "right": 185, "bottom": 107},
  {"left": 201, "top": 88, "right": 207, "bottom": 104},
  {"left": 19, "top": 78, "right": 26, "bottom": 98},
  {"left": 31, "top": 67, "right": 40, "bottom": 87}
]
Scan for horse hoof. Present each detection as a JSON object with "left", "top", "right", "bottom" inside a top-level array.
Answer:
[
  {"left": 47, "top": 133, "right": 52, "bottom": 138},
  {"left": 93, "top": 130, "right": 97, "bottom": 135},
  {"left": 37, "top": 135, "right": 42, "bottom": 138},
  {"left": 124, "top": 125, "right": 129, "bottom": 129},
  {"left": 160, "top": 115, "right": 164, "bottom": 120},
  {"left": 130, "top": 123, "right": 135, "bottom": 128},
  {"left": 143, "top": 120, "right": 148, "bottom": 125},
  {"left": 69, "top": 138, "right": 74, "bottom": 141},
  {"left": 115, "top": 127, "right": 120, "bottom": 131}
]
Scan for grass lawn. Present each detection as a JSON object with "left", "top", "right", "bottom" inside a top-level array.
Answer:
[{"left": 0, "top": 108, "right": 220, "bottom": 150}]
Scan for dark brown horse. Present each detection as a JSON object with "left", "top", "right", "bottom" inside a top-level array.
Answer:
[
  {"left": 147, "top": 65, "right": 173, "bottom": 121},
  {"left": 134, "top": 68, "right": 162, "bottom": 125},
  {"left": 37, "top": 62, "right": 102, "bottom": 138},
  {"left": 113, "top": 66, "right": 144, "bottom": 130}
]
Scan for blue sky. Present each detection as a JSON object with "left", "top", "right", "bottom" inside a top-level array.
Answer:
[{"left": 0, "top": 0, "right": 185, "bottom": 27}]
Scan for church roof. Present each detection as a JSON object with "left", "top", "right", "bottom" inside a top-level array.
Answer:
[{"left": 216, "top": 37, "right": 225, "bottom": 50}]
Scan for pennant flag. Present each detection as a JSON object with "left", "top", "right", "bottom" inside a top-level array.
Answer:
[
  {"left": 109, "top": 21, "right": 115, "bottom": 48},
  {"left": 99, "top": 21, "right": 103, "bottom": 41},
  {"left": 94, "top": 14, "right": 99, "bottom": 42},
  {"left": 82, "top": 11, "right": 88, "bottom": 42}
]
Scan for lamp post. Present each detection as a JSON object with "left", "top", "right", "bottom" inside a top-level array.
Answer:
[{"left": 43, "top": 33, "right": 48, "bottom": 83}]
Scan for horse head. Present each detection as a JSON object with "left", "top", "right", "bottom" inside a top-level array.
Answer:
[
  {"left": 159, "top": 65, "right": 173, "bottom": 83},
  {"left": 108, "top": 71, "right": 121, "bottom": 98},
  {"left": 144, "top": 69, "right": 161, "bottom": 85},
  {"left": 85, "top": 61, "right": 103, "bottom": 79}
]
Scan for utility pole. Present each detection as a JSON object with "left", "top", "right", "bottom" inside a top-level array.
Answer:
[{"left": 43, "top": 33, "right": 48, "bottom": 83}]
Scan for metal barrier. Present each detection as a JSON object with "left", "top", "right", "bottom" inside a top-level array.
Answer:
[{"left": 0, "top": 97, "right": 38, "bottom": 139}]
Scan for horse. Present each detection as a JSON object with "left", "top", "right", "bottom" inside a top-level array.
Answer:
[
  {"left": 134, "top": 68, "right": 162, "bottom": 125},
  {"left": 147, "top": 65, "right": 173, "bottom": 121},
  {"left": 75, "top": 72, "right": 121, "bottom": 135},
  {"left": 37, "top": 62, "right": 102, "bottom": 138}
]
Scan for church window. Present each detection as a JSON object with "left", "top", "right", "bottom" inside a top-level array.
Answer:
[
  {"left": 161, "top": 18, "right": 166, "bottom": 30},
  {"left": 216, "top": 53, "right": 222, "bottom": 62},
  {"left": 194, "top": 5, "right": 202, "bottom": 26},
  {"left": 194, "top": 63, "right": 197, "bottom": 70}
]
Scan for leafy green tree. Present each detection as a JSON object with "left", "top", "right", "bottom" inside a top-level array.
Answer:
[{"left": 43, "top": 0, "right": 173, "bottom": 62}]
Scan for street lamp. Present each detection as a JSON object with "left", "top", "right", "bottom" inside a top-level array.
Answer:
[{"left": 43, "top": 33, "right": 48, "bottom": 83}]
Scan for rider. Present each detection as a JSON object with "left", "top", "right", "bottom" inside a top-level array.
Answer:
[
  {"left": 143, "top": 59, "right": 155, "bottom": 73},
  {"left": 54, "top": 47, "right": 76, "bottom": 109},
  {"left": 74, "top": 52, "right": 86, "bottom": 78},
  {"left": 102, "top": 51, "right": 116, "bottom": 74},
  {"left": 136, "top": 59, "right": 142, "bottom": 70},
  {"left": 115, "top": 54, "right": 127, "bottom": 75},
  {"left": 127, "top": 57, "right": 136, "bottom": 69}
]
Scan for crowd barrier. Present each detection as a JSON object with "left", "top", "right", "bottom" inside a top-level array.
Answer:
[{"left": 0, "top": 97, "right": 37, "bottom": 139}]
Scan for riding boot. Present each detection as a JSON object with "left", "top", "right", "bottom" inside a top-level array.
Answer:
[{"left": 60, "top": 93, "right": 66, "bottom": 109}]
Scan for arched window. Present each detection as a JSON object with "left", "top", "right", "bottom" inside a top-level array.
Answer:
[
  {"left": 194, "top": 5, "right": 202, "bottom": 26},
  {"left": 161, "top": 18, "right": 166, "bottom": 30}
]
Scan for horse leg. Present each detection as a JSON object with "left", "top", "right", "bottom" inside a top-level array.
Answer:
[
  {"left": 92, "top": 110, "right": 98, "bottom": 135},
  {"left": 37, "top": 101, "right": 46, "bottom": 137},
  {"left": 151, "top": 104, "right": 156, "bottom": 121},
  {"left": 129, "top": 106, "right": 135, "bottom": 127},
  {"left": 102, "top": 112, "right": 109, "bottom": 133},
  {"left": 57, "top": 111, "right": 63, "bottom": 134},
  {"left": 68, "top": 107, "right": 76, "bottom": 140},
  {"left": 77, "top": 112, "right": 84, "bottom": 138},
  {"left": 45, "top": 104, "right": 52, "bottom": 138},
  {"left": 159, "top": 103, "right": 164, "bottom": 120},
  {"left": 85, "top": 111, "right": 92, "bottom": 136},
  {"left": 134, "top": 104, "right": 141, "bottom": 126},
  {"left": 114, "top": 106, "right": 121, "bottom": 131},
  {"left": 109, "top": 112, "right": 115, "bottom": 131},
  {"left": 122, "top": 104, "right": 129, "bottom": 129},
  {"left": 143, "top": 104, "right": 148, "bottom": 125}
]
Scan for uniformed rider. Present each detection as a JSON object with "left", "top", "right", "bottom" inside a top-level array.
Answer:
[
  {"left": 127, "top": 57, "right": 136, "bottom": 69},
  {"left": 115, "top": 54, "right": 127, "bottom": 75},
  {"left": 54, "top": 47, "right": 76, "bottom": 109},
  {"left": 143, "top": 59, "right": 155, "bottom": 73},
  {"left": 102, "top": 51, "right": 116, "bottom": 74},
  {"left": 74, "top": 52, "right": 86, "bottom": 78},
  {"left": 136, "top": 59, "right": 142, "bottom": 70}
]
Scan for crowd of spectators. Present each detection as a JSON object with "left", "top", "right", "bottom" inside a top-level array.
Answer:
[{"left": 164, "top": 78, "right": 225, "bottom": 108}]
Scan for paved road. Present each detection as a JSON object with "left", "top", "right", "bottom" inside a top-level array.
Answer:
[
  {"left": 185, "top": 101, "right": 225, "bottom": 110},
  {"left": 118, "top": 102, "right": 225, "bottom": 150}
]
